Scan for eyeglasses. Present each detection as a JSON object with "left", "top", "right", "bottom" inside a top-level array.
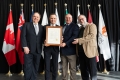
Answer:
[{"left": 79, "top": 18, "right": 84, "bottom": 21}]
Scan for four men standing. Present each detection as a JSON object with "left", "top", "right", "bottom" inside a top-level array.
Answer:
[{"left": 21, "top": 11, "right": 98, "bottom": 80}]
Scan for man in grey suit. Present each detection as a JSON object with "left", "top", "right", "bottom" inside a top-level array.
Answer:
[
  {"left": 21, "top": 12, "right": 44, "bottom": 80},
  {"left": 72, "top": 15, "right": 99, "bottom": 80},
  {"left": 60, "top": 14, "right": 79, "bottom": 80}
]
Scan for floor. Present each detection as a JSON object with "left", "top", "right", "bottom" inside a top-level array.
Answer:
[{"left": 0, "top": 71, "right": 120, "bottom": 80}]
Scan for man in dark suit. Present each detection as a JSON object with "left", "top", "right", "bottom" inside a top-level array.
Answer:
[
  {"left": 43, "top": 13, "right": 59, "bottom": 80},
  {"left": 72, "top": 15, "right": 99, "bottom": 80},
  {"left": 21, "top": 12, "right": 43, "bottom": 80},
  {"left": 60, "top": 14, "right": 79, "bottom": 80}
]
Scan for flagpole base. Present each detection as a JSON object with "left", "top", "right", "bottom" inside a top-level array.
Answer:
[
  {"left": 68, "top": 70, "right": 70, "bottom": 75},
  {"left": 18, "top": 70, "right": 24, "bottom": 76},
  {"left": 102, "top": 68, "right": 109, "bottom": 74},
  {"left": 6, "top": 70, "right": 12, "bottom": 76},
  {"left": 58, "top": 70, "right": 61, "bottom": 75},
  {"left": 40, "top": 71, "right": 45, "bottom": 75},
  {"left": 76, "top": 70, "right": 81, "bottom": 75}
]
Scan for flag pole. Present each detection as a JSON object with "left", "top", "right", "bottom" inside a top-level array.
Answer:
[
  {"left": 77, "top": 4, "right": 81, "bottom": 27},
  {"left": 19, "top": 65, "right": 24, "bottom": 76},
  {"left": 6, "top": 66, "right": 12, "bottom": 76},
  {"left": 64, "top": 3, "right": 70, "bottom": 75},
  {"left": 87, "top": 4, "right": 90, "bottom": 10},
  {"left": 6, "top": 4, "right": 13, "bottom": 77},
  {"left": 76, "top": 5, "right": 81, "bottom": 75},
  {"left": 55, "top": 2, "right": 61, "bottom": 75},
  {"left": 18, "top": 3, "right": 24, "bottom": 76},
  {"left": 30, "top": 4, "right": 34, "bottom": 22},
  {"left": 31, "top": 4, "right": 34, "bottom": 11},
  {"left": 44, "top": 3, "right": 47, "bottom": 9},
  {"left": 77, "top": 4, "right": 80, "bottom": 13},
  {"left": 64, "top": 3, "right": 67, "bottom": 12},
  {"left": 40, "top": 3, "right": 47, "bottom": 75},
  {"left": 76, "top": 4, "right": 81, "bottom": 74},
  {"left": 98, "top": 4, "right": 109, "bottom": 74}
]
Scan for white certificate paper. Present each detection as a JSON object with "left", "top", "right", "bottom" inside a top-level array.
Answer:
[{"left": 47, "top": 28, "right": 60, "bottom": 44}]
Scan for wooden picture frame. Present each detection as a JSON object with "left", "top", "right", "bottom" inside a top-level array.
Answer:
[{"left": 46, "top": 26, "right": 62, "bottom": 46}]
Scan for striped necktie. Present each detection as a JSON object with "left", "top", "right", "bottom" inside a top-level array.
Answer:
[{"left": 34, "top": 24, "right": 39, "bottom": 35}]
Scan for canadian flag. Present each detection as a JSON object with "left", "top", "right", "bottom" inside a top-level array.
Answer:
[
  {"left": 87, "top": 9, "right": 99, "bottom": 62},
  {"left": 2, "top": 9, "right": 16, "bottom": 66},
  {"left": 16, "top": 8, "right": 25, "bottom": 64}
]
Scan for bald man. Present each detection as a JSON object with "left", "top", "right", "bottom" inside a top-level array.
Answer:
[
  {"left": 21, "top": 12, "right": 44, "bottom": 80},
  {"left": 60, "top": 14, "right": 79, "bottom": 80},
  {"left": 72, "top": 15, "right": 99, "bottom": 80}
]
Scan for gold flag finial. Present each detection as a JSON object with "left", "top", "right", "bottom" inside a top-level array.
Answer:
[
  {"left": 9, "top": 4, "right": 12, "bottom": 9},
  {"left": 98, "top": 4, "right": 101, "bottom": 9},
  {"left": 44, "top": 3, "right": 47, "bottom": 8},
  {"left": 20, "top": 3, "right": 24, "bottom": 7},
  {"left": 31, "top": 4, "right": 34, "bottom": 10},
  {"left": 87, "top": 4, "right": 90, "bottom": 10},
  {"left": 55, "top": 2, "right": 57, "bottom": 6},
  {"left": 98, "top": 4, "right": 101, "bottom": 8},
  {"left": 20, "top": 3, "right": 24, "bottom": 9},
  {"left": 44, "top": 3, "right": 47, "bottom": 7},
  {"left": 55, "top": 2, "right": 57, "bottom": 8},
  {"left": 77, "top": 4, "right": 80, "bottom": 8},
  {"left": 64, "top": 3, "right": 67, "bottom": 6},
  {"left": 31, "top": 4, "right": 34, "bottom": 7}
]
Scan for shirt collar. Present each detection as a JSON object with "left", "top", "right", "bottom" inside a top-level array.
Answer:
[
  {"left": 66, "top": 22, "right": 72, "bottom": 26},
  {"left": 33, "top": 23, "right": 38, "bottom": 25},
  {"left": 50, "top": 23, "right": 56, "bottom": 26}
]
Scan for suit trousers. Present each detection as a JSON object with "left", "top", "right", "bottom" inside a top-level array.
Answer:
[
  {"left": 24, "top": 52, "right": 41, "bottom": 80},
  {"left": 44, "top": 49, "right": 59, "bottom": 80},
  {"left": 61, "top": 54, "right": 76, "bottom": 80},
  {"left": 78, "top": 50, "right": 97, "bottom": 80}
]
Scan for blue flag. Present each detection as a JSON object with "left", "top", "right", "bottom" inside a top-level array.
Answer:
[{"left": 30, "top": 9, "right": 34, "bottom": 22}]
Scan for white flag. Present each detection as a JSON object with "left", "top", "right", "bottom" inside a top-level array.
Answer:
[
  {"left": 41, "top": 8, "right": 48, "bottom": 26},
  {"left": 55, "top": 7, "right": 61, "bottom": 62},
  {"left": 98, "top": 8, "right": 111, "bottom": 60},
  {"left": 55, "top": 8, "right": 60, "bottom": 26},
  {"left": 77, "top": 6, "right": 81, "bottom": 27},
  {"left": 41, "top": 8, "right": 48, "bottom": 58}
]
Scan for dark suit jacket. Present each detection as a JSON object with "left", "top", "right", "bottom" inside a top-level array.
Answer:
[
  {"left": 21, "top": 22, "right": 44, "bottom": 54},
  {"left": 43, "top": 24, "right": 59, "bottom": 52},
  {"left": 60, "top": 22, "right": 79, "bottom": 55}
]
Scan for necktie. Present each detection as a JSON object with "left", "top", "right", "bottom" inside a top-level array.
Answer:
[
  {"left": 63, "top": 24, "right": 68, "bottom": 34},
  {"left": 34, "top": 24, "right": 39, "bottom": 35}
]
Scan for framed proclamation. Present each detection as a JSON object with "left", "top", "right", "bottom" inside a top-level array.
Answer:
[{"left": 46, "top": 26, "right": 62, "bottom": 46}]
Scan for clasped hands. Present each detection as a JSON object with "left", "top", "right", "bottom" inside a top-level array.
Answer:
[
  {"left": 44, "top": 37, "right": 78, "bottom": 47},
  {"left": 44, "top": 36, "right": 64, "bottom": 47},
  {"left": 72, "top": 38, "right": 79, "bottom": 44},
  {"left": 44, "top": 40, "right": 66, "bottom": 47}
]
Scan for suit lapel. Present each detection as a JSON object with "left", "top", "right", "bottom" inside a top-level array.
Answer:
[
  {"left": 30, "top": 22, "right": 36, "bottom": 35},
  {"left": 64, "top": 23, "right": 72, "bottom": 34},
  {"left": 38, "top": 24, "right": 42, "bottom": 35}
]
